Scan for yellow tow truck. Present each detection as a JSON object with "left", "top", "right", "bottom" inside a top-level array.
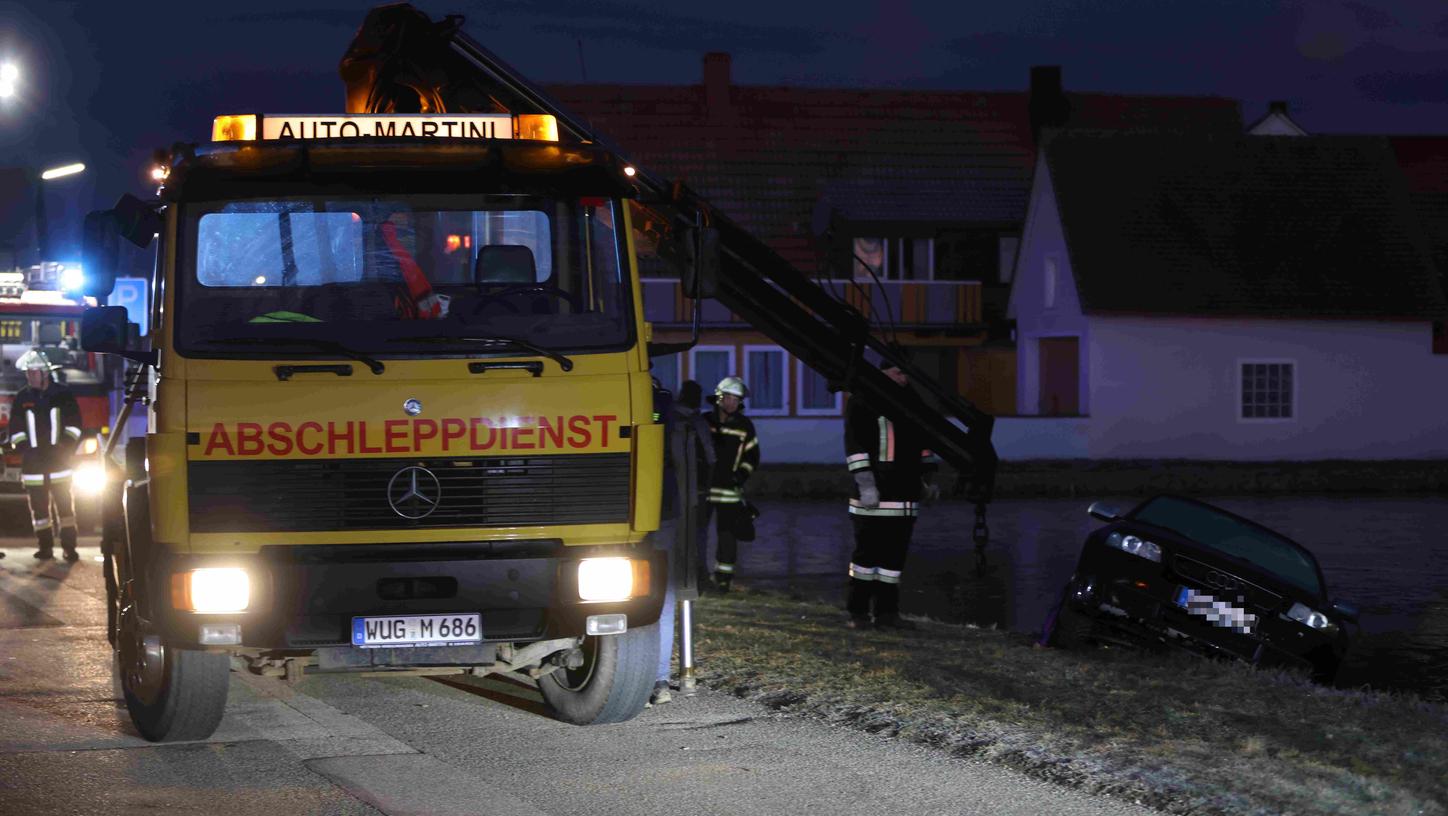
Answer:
[{"left": 81, "top": 106, "right": 682, "bottom": 739}]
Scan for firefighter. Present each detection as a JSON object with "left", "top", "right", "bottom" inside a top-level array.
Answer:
[
  {"left": 843, "top": 358, "right": 939, "bottom": 629},
  {"left": 704, "top": 376, "right": 759, "bottom": 592},
  {"left": 7, "top": 349, "right": 83, "bottom": 561}
]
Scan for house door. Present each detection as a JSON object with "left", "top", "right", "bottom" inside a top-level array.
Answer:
[{"left": 1038, "top": 337, "right": 1079, "bottom": 416}]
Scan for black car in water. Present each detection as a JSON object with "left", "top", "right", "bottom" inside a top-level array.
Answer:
[{"left": 1049, "top": 495, "right": 1359, "bottom": 682}]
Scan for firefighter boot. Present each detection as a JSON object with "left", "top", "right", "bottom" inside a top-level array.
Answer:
[
  {"left": 845, "top": 578, "right": 874, "bottom": 629},
  {"left": 33, "top": 528, "right": 55, "bottom": 560},
  {"left": 60, "top": 527, "right": 79, "bottom": 562},
  {"left": 873, "top": 583, "right": 916, "bottom": 630},
  {"left": 713, "top": 571, "right": 732, "bottom": 593}
]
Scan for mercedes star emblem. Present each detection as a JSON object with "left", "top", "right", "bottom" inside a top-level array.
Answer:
[
  {"left": 387, "top": 466, "right": 441, "bottom": 519},
  {"left": 403, "top": 398, "right": 423, "bottom": 416}
]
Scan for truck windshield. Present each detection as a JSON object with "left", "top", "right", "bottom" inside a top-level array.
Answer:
[{"left": 176, "top": 194, "right": 632, "bottom": 356}]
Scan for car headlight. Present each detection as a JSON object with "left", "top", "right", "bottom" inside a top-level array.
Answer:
[
  {"left": 73, "top": 461, "right": 108, "bottom": 497},
  {"left": 1105, "top": 531, "right": 1162, "bottom": 562},
  {"left": 172, "top": 568, "right": 250, "bottom": 613},
  {"left": 577, "top": 557, "right": 649, "bottom": 602},
  {"left": 1285, "top": 602, "right": 1338, "bottom": 633}
]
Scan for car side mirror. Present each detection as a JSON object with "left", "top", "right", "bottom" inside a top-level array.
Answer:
[
  {"left": 1087, "top": 501, "right": 1122, "bottom": 522},
  {"left": 680, "top": 225, "right": 720, "bottom": 300},
  {"left": 1331, "top": 599, "right": 1360, "bottom": 623},
  {"left": 81, "top": 306, "right": 157, "bottom": 365}
]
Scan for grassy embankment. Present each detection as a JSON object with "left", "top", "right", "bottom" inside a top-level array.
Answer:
[{"left": 687, "top": 588, "right": 1447, "bottom": 816}]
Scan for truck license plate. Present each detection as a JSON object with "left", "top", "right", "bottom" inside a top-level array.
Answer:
[{"left": 352, "top": 613, "right": 482, "bottom": 648}]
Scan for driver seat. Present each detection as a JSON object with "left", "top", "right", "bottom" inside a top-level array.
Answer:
[{"left": 473, "top": 245, "right": 552, "bottom": 315}]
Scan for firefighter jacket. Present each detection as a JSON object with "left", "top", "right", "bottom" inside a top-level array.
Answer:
[
  {"left": 844, "top": 394, "right": 938, "bottom": 517},
  {"left": 8, "top": 384, "right": 82, "bottom": 478},
  {"left": 705, "top": 406, "right": 759, "bottom": 505}
]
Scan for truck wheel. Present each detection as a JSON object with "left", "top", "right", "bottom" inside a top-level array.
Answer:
[
  {"left": 118, "top": 601, "right": 230, "bottom": 742},
  {"left": 538, "top": 622, "right": 659, "bottom": 725}
]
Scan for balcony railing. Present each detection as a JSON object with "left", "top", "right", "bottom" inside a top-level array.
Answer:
[{"left": 640, "top": 278, "right": 983, "bottom": 331}]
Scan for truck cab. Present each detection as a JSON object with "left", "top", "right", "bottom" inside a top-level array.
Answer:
[{"left": 83, "top": 112, "right": 668, "bottom": 740}]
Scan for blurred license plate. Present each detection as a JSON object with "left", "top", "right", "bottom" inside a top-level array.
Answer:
[
  {"left": 1176, "top": 587, "right": 1256, "bottom": 633},
  {"left": 352, "top": 613, "right": 481, "bottom": 648}
]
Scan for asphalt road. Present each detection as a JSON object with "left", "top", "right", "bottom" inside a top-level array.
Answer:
[{"left": 0, "top": 533, "right": 1157, "bottom": 816}]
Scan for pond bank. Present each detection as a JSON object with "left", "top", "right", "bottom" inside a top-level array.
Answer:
[
  {"left": 685, "top": 588, "right": 1447, "bottom": 816},
  {"left": 747, "top": 459, "right": 1448, "bottom": 499}
]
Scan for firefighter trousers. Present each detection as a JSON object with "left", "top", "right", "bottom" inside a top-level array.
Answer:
[
  {"left": 846, "top": 515, "right": 916, "bottom": 620},
  {"left": 24, "top": 472, "right": 77, "bottom": 555},
  {"left": 702, "top": 502, "right": 751, "bottom": 579}
]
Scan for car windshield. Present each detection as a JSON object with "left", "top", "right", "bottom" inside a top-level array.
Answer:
[
  {"left": 0, "top": 313, "right": 103, "bottom": 390},
  {"left": 1131, "top": 496, "right": 1322, "bottom": 595},
  {"left": 176, "top": 194, "right": 632, "bottom": 355}
]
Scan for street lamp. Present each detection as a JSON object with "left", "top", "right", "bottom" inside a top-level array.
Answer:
[
  {"left": 0, "top": 63, "right": 17, "bottom": 99},
  {"left": 36, "top": 162, "right": 87, "bottom": 262}
]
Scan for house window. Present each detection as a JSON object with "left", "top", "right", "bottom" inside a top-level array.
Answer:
[
  {"left": 1043, "top": 255, "right": 1058, "bottom": 309},
  {"left": 690, "top": 346, "right": 735, "bottom": 396},
  {"left": 935, "top": 231, "right": 998, "bottom": 282},
  {"left": 796, "top": 359, "right": 842, "bottom": 415},
  {"left": 651, "top": 353, "right": 681, "bottom": 397},
  {"left": 853, "top": 237, "right": 934, "bottom": 280},
  {"left": 1239, "top": 361, "right": 1295, "bottom": 420},
  {"left": 744, "top": 345, "right": 789, "bottom": 416}
]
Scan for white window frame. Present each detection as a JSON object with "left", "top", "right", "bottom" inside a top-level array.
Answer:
[
  {"left": 1236, "top": 358, "right": 1297, "bottom": 423},
  {"left": 689, "top": 345, "right": 736, "bottom": 394},
  {"left": 743, "top": 344, "right": 790, "bottom": 417},
  {"left": 795, "top": 358, "right": 843, "bottom": 416}
]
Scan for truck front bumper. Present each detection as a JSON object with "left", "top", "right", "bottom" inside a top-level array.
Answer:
[{"left": 146, "top": 540, "right": 665, "bottom": 651}]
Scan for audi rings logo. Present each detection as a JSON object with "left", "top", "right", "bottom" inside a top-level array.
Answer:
[
  {"left": 387, "top": 466, "right": 441, "bottom": 519},
  {"left": 1202, "top": 569, "right": 1241, "bottom": 592}
]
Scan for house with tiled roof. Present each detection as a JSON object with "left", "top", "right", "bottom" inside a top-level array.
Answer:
[
  {"left": 1007, "top": 132, "right": 1448, "bottom": 459},
  {"left": 546, "top": 59, "right": 1241, "bottom": 462}
]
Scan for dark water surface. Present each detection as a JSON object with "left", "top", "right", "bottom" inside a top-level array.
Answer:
[{"left": 727, "top": 495, "right": 1448, "bottom": 700}]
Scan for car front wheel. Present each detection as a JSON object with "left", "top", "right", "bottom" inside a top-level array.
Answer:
[{"left": 538, "top": 622, "right": 659, "bottom": 725}]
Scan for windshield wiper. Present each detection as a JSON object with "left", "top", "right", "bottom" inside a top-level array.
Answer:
[
  {"left": 206, "top": 337, "right": 385, "bottom": 375},
  {"left": 393, "top": 335, "right": 574, "bottom": 372}
]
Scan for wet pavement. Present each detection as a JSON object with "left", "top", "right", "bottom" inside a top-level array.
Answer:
[{"left": 734, "top": 495, "right": 1448, "bottom": 699}]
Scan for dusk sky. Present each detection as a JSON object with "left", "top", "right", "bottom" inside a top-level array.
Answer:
[{"left": 3, "top": 0, "right": 1448, "bottom": 242}]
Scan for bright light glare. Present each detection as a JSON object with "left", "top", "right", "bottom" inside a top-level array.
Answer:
[
  {"left": 253, "top": 276, "right": 266, "bottom": 285},
  {"left": 81, "top": 437, "right": 99, "bottom": 455},
  {"left": 577, "top": 558, "right": 634, "bottom": 602},
  {"left": 0, "top": 81, "right": 14, "bottom": 100},
  {"left": 623, "top": 166, "right": 637, "bottom": 177},
  {"left": 58, "top": 265, "right": 84, "bottom": 292},
  {"left": 40, "top": 162, "right": 85, "bottom": 181},
  {"left": 150, "top": 165, "right": 168, "bottom": 181},
  {"left": 73, "top": 461, "right": 107, "bottom": 496},
  {"left": 0, "top": 64, "right": 17, "bottom": 82},
  {"left": 182, "top": 568, "right": 250, "bottom": 613}
]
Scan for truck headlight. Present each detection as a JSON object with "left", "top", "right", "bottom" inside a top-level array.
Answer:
[
  {"left": 81, "top": 437, "right": 99, "bottom": 455},
  {"left": 1285, "top": 602, "right": 1337, "bottom": 633},
  {"left": 172, "top": 568, "right": 250, "bottom": 613},
  {"left": 577, "top": 557, "right": 649, "bottom": 602},
  {"left": 73, "top": 461, "right": 108, "bottom": 497},
  {"left": 1105, "top": 531, "right": 1162, "bottom": 562}
]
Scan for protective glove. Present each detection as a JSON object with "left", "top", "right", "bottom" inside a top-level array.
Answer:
[
  {"left": 853, "top": 470, "right": 879, "bottom": 509},
  {"left": 921, "top": 478, "right": 941, "bottom": 503}
]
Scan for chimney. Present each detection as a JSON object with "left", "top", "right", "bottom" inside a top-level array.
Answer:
[
  {"left": 1028, "top": 65, "right": 1070, "bottom": 144},
  {"left": 704, "top": 52, "right": 734, "bottom": 123},
  {"left": 1269, "top": 100, "right": 1289, "bottom": 115}
]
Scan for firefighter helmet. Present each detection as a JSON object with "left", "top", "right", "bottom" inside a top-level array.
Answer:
[
  {"left": 15, "top": 349, "right": 55, "bottom": 372},
  {"left": 714, "top": 376, "right": 748, "bottom": 399}
]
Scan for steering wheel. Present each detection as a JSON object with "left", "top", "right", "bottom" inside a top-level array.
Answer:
[{"left": 468, "top": 284, "right": 583, "bottom": 315}]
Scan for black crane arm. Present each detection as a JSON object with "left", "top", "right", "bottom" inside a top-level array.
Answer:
[{"left": 340, "top": 4, "right": 998, "bottom": 505}]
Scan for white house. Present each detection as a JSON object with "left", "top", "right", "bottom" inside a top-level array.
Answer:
[{"left": 1007, "top": 132, "right": 1448, "bottom": 460}]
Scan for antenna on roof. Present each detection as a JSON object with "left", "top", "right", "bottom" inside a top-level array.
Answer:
[{"left": 576, "top": 37, "right": 588, "bottom": 82}]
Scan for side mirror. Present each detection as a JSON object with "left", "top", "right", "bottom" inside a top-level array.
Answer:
[
  {"left": 114, "top": 193, "right": 163, "bottom": 248},
  {"left": 1331, "top": 599, "right": 1360, "bottom": 623},
  {"left": 81, "top": 306, "right": 157, "bottom": 365},
  {"left": 81, "top": 210, "right": 121, "bottom": 298},
  {"left": 1087, "top": 501, "right": 1122, "bottom": 522},
  {"left": 680, "top": 226, "right": 720, "bottom": 300}
]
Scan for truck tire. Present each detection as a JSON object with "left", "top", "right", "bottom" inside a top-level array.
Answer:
[
  {"left": 538, "top": 622, "right": 659, "bottom": 725},
  {"left": 118, "top": 597, "right": 230, "bottom": 742}
]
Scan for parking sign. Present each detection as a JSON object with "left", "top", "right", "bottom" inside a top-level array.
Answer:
[{"left": 110, "top": 277, "right": 149, "bottom": 337}]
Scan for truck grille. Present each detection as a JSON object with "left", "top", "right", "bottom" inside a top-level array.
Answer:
[{"left": 189, "top": 454, "right": 630, "bottom": 533}]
